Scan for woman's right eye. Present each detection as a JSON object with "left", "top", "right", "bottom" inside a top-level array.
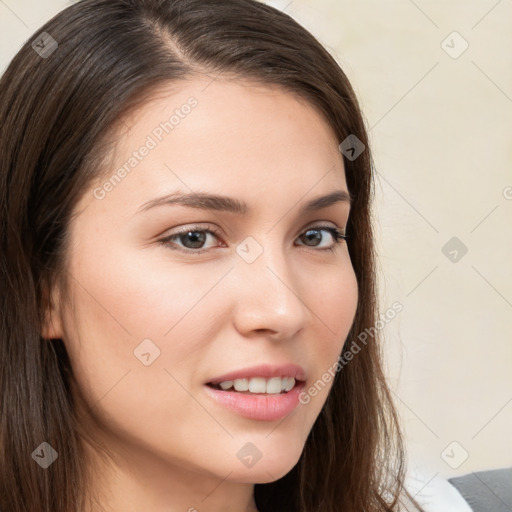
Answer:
[{"left": 158, "top": 226, "right": 223, "bottom": 255}]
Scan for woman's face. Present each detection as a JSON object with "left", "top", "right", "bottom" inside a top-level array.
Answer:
[{"left": 44, "top": 77, "right": 358, "bottom": 489}]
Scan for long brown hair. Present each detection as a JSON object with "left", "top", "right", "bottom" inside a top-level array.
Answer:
[{"left": 0, "top": 1, "right": 424, "bottom": 510}]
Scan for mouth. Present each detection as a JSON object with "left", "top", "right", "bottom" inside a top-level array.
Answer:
[{"left": 203, "top": 364, "right": 307, "bottom": 421}]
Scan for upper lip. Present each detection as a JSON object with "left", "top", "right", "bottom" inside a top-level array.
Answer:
[{"left": 206, "top": 364, "right": 306, "bottom": 385}]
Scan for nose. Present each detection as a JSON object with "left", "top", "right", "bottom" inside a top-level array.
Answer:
[{"left": 230, "top": 239, "right": 310, "bottom": 341}]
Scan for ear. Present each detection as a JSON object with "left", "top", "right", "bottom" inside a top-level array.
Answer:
[{"left": 40, "top": 278, "right": 64, "bottom": 340}]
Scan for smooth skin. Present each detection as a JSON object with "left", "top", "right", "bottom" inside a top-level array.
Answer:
[{"left": 42, "top": 76, "right": 359, "bottom": 512}]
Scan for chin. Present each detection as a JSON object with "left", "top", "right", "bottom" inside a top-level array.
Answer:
[{"left": 222, "top": 441, "right": 304, "bottom": 484}]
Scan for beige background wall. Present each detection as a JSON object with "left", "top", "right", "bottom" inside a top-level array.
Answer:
[{"left": 1, "top": 0, "right": 511, "bottom": 494}]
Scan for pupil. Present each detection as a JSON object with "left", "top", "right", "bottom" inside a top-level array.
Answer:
[
  {"left": 181, "top": 231, "right": 206, "bottom": 248},
  {"left": 304, "top": 229, "right": 321, "bottom": 246}
]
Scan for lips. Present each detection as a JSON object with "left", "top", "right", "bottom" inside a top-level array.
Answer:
[{"left": 203, "top": 364, "right": 307, "bottom": 420}]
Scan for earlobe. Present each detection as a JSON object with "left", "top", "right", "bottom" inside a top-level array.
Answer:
[{"left": 40, "top": 282, "right": 64, "bottom": 340}]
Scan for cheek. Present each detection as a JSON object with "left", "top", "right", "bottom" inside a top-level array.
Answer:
[
  {"left": 298, "top": 263, "right": 359, "bottom": 406},
  {"left": 60, "top": 238, "right": 251, "bottom": 432},
  {"left": 315, "top": 265, "right": 358, "bottom": 334},
  {"left": 309, "top": 259, "right": 358, "bottom": 343},
  {"left": 59, "top": 247, "right": 235, "bottom": 463}
]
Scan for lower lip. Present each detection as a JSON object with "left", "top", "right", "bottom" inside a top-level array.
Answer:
[{"left": 203, "top": 382, "right": 305, "bottom": 421}]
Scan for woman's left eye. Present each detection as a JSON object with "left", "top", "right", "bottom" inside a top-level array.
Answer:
[{"left": 158, "top": 224, "right": 348, "bottom": 255}]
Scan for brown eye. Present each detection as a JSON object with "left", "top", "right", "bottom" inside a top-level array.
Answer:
[
  {"left": 159, "top": 225, "right": 224, "bottom": 254},
  {"left": 173, "top": 230, "right": 208, "bottom": 249},
  {"left": 296, "top": 226, "right": 347, "bottom": 251}
]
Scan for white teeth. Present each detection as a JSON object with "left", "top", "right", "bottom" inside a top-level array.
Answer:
[
  {"left": 266, "top": 377, "right": 282, "bottom": 394},
  {"left": 248, "top": 377, "right": 266, "bottom": 393},
  {"left": 233, "top": 378, "right": 249, "bottom": 391},
  {"left": 216, "top": 376, "right": 296, "bottom": 394},
  {"left": 282, "top": 377, "right": 295, "bottom": 392}
]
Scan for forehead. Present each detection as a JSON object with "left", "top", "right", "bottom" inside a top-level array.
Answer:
[
  {"left": 84, "top": 76, "right": 348, "bottom": 215},
  {"left": 115, "top": 76, "right": 340, "bottom": 156}
]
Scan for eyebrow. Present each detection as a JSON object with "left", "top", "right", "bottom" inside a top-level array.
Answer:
[{"left": 138, "top": 189, "right": 352, "bottom": 215}]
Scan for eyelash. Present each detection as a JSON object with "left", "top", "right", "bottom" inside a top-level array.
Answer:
[{"left": 158, "top": 224, "right": 348, "bottom": 255}]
